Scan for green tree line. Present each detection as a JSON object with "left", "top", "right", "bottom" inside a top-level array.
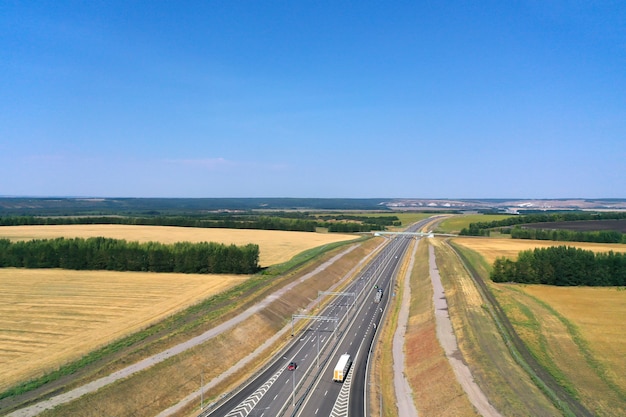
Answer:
[
  {"left": 509, "top": 226, "right": 626, "bottom": 243},
  {"left": 460, "top": 211, "right": 626, "bottom": 234},
  {"left": 460, "top": 212, "right": 626, "bottom": 242},
  {"left": 0, "top": 237, "right": 259, "bottom": 274},
  {"left": 490, "top": 246, "right": 626, "bottom": 286},
  {"left": 316, "top": 214, "right": 401, "bottom": 227},
  {"left": 0, "top": 214, "right": 399, "bottom": 233},
  {"left": 324, "top": 223, "right": 381, "bottom": 232},
  {"left": 0, "top": 215, "right": 318, "bottom": 232}
]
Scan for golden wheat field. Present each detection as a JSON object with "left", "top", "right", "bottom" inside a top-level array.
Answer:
[
  {"left": 0, "top": 224, "right": 357, "bottom": 266},
  {"left": 0, "top": 225, "right": 357, "bottom": 392},
  {"left": 521, "top": 285, "right": 626, "bottom": 395},
  {"left": 453, "top": 237, "right": 626, "bottom": 264},
  {"left": 453, "top": 237, "right": 626, "bottom": 414},
  {"left": 0, "top": 268, "right": 247, "bottom": 391}
]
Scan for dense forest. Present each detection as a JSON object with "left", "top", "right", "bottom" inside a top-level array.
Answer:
[
  {"left": 0, "top": 237, "right": 260, "bottom": 274},
  {"left": 490, "top": 246, "right": 626, "bottom": 286}
]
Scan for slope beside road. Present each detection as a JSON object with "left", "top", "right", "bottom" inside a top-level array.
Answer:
[
  {"left": 429, "top": 244, "right": 502, "bottom": 417},
  {"left": 6, "top": 243, "right": 374, "bottom": 417}
]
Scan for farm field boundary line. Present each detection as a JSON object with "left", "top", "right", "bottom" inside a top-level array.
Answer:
[
  {"left": 5, "top": 243, "right": 365, "bottom": 417},
  {"left": 447, "top": 240, "right": 593, "bottom": 417}
]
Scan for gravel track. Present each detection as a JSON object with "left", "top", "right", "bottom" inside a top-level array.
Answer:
[
  {"left": 392, "top": 238, "right": 420, "bottom": 417},
  {"left": 429, "top": 244, "right": 503, "bottom": 417},
  {"left": 450, "top": 241, "right": 594, "bottom": 417}
]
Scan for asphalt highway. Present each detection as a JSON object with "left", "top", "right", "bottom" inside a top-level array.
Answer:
[{"left": 204, "top": 220, "right": 430, "bottom": 417}]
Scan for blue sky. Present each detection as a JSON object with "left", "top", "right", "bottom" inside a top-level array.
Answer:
[{"left": 1, "top": 1, "right": 624, "bottom": 198}]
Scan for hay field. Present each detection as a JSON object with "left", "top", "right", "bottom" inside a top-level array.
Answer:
[
  {"left": 0, "top": 268, "right": 247, "bottom": 392},
  {"left": 522, "top": 285, "right": 626, "bottom": 396},
  {"left": 494, "top": 284, "right": 626, "bottom": 415},
  {"left": 453, "top": 237, "right": 626, "bottom": 264},
  {"left": 0, "top": 224, "right": 357, "bottom": 267},
  {"left": 453, "top": 237, "right": 626, "bottom": 415}
]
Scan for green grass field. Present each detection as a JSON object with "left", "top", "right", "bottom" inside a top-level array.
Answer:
[{"left": 435, "top": 214, "right": 515, "bottom": 234}]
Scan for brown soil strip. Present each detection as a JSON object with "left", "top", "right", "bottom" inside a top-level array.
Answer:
[
  {"left": 429, "top": 244, "right": 502, "bottom": 417},
  {"left": 392, "top": 238, "right": 419, "bottom": 417}
]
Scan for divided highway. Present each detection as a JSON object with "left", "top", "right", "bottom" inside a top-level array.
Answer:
[{"left": 203, "top": 220, "right": 431, "bottom": 417}]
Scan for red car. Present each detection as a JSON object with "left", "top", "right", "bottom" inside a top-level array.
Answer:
[{"left": 287, "top": 362, "right": 297, "bottom": 371}]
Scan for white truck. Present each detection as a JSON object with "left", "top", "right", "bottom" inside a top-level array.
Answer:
[
  {"left": 333, "top": 353, "right": 352, "bottom": 382},
  {"left": 374, "top": 288, "right": 383, "bottom": 303}
]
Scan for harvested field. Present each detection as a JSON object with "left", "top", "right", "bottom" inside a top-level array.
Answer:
[
  {"left": 522, "top": 286, "right": 626, "bottom": 394},
  {"left": 0, "top": 224, "right": 357, "bottom": 267},
  {"left": 452, "top": 237, "right": 626, "bottom": 264},
  {"left": 431, "top": 239, "right": 558, "bottom": 416},
  {"left": 32, "top": 238, "right": 383, "bottom": 417},
  {"left": 452, "top": 238, "right": 626, "bottom": 416},
  {"left": 0, "top": 268, "right": 247, "bottom": 392},
  {"left": 494, "top": 284, "right": 626, "bottom": 416}
]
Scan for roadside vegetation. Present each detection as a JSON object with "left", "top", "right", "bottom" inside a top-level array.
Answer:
[
  {"left": 31, "top": 238, "right": 381, "bottom": 417},
  {"left": 433, "top": 239, "right": 561, "bottom": 416},
  {"left": 402, "top": 239, "right": 479, "bottom": 416},
  {"left": 452, "top": 237, "right": 626, "bottom": 416},
  {"left": 371, "top": 245, "right": 404, "bottom": 417}
]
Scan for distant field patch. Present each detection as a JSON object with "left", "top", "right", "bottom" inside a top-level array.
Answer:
[
  {"left": 0, "top": 225, "right": 357, "bottom": 267},
  {"left": 452, "top": 237, "right": 626, "bottom": 264},
  {"left": 523, "top": 219, "right": 626, "bottom": 232},
  {"left": 385, "top": 212, "right": 434, "bottom": 227},
  {"left": 436, "top": 214, "right": 515, "bottom": 234},
  {"left": 0, "top": 268, "right": 247, "bottom": 391}
]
